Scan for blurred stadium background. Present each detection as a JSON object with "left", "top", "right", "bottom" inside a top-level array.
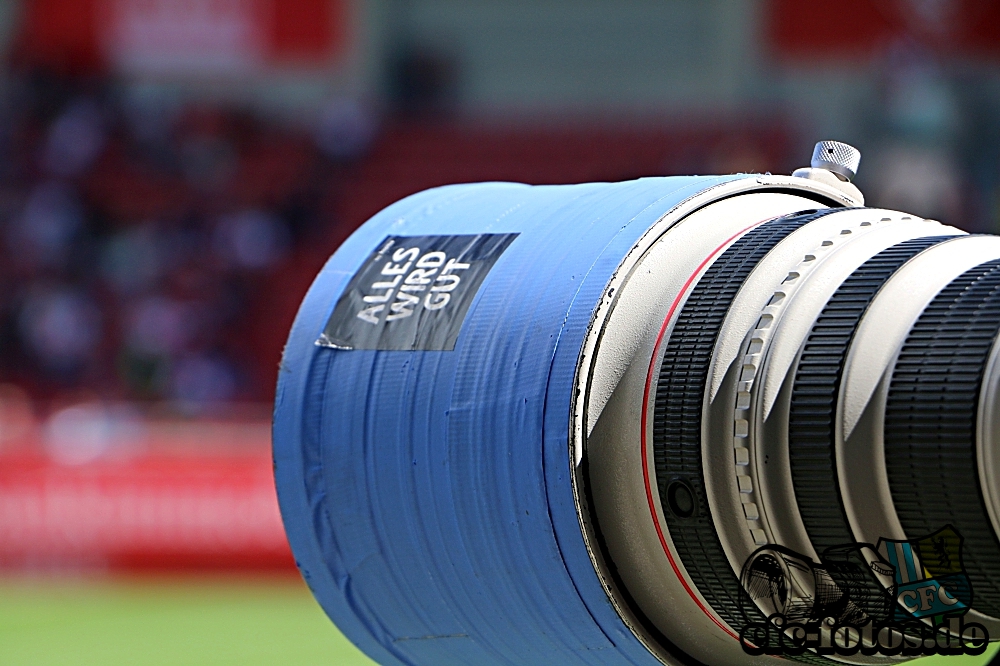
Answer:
[{"left": 0, "top": 1, "right": 998, "bottom": 664}]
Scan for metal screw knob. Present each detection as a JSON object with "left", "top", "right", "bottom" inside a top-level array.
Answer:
[{"left": 811, "top": 141, "right": 861, "bottom": 181}]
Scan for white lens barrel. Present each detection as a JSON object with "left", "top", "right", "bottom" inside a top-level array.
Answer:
[{"left": 575, "top": 194, "right": 1000, "bottom": 663}]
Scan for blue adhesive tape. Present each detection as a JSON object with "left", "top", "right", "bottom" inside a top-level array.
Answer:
[{"left": 273, "top": 176, "right": 748, "bottom": 665}]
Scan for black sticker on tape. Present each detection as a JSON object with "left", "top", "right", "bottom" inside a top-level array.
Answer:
[{"left": 319, "top": 233, "right": 519, "bottom": 351}]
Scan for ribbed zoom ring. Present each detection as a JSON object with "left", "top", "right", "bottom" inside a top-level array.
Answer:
[
  {"left": 653, "top": 209, "right": 841, "bottom": 656},
  {"left": 885, "top": 258, "right": 1000, "bottom": 619},
  {"left": 789, "top": 235, "right": 958, "bottom": 552}
]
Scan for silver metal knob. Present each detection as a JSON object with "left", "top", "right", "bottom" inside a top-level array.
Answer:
[{"left": 810, "top": 141, "right": 861, "bottom": 181}]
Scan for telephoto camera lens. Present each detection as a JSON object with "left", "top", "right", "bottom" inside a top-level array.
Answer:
[{"left": 274, "top": 142, "right": 1000, "bottom": 665}]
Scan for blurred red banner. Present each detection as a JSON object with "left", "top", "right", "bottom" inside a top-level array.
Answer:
[
  {"left": 18, "top": 0, "right": 349, "bottom": 74},
  {"left": 0, "top": 421, "right": 294, "bottom": 572},
  {"left": 767, "top": 0, "right": 1000, "bottom": 61}
]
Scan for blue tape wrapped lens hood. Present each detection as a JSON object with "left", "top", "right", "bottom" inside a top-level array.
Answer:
[{"left": 272, "top": 175, "right": 868, "bottom": 665}]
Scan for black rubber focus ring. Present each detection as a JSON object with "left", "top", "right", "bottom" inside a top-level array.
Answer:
[
  {"left": 653, "top": 209, "right": 842, "bottom": 652},
  {"left": 788, "top": 235, "right": 959, "bottom": 553},
  {"left": 885, "top": 258, "right": 1000, "bottom": 619}
]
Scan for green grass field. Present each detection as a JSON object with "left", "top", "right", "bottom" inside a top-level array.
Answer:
[
  {"left": 0, "top": 575, "right": 996, "bottom": 665},
  {"left": 0, "top": 575, "right": 376, "bottom": 665}
]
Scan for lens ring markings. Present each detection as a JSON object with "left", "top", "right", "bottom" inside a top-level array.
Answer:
[
  {"left": 723, "top": 217, "right": 948, "bottom": 558},
  {"left": 652, "top": 209, "right": 840, "bottom": 644},
  {"left": 885, "top": 258, "right": 1000, "bottom": 619},
  {"left": 787, "top": 235, "right": 959, "bottom": 553}
]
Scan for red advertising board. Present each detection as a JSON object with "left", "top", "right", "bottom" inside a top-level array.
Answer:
[
  {"left": 17, "top": 0, "right": 350, "bottom": 74},
  {"left": 768, "top": 0, "right": 1000, "bottom": 62},
  {"left": 0, "top": 420, "right": 294, "bottom": 572}
]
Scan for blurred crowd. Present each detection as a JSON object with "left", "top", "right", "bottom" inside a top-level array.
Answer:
[
  {"left": 0, "top": 70, "right": 795, "bottom": 417},
  {"left": 0, "top": 47, "right": 997, "bottom": 421},
  {"left": 0, "top": 71, "right": 373, "bottom": 412}
]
